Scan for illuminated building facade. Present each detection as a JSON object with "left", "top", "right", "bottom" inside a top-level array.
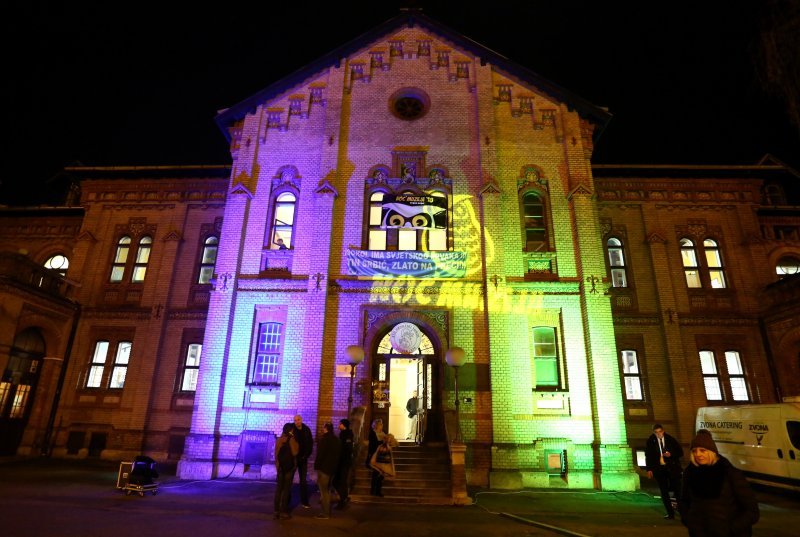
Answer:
[{"left": 1, "top": 13, "right": 799, "bottom": 493}]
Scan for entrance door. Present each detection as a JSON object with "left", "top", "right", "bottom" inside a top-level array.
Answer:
[{"left": 0, "top": 328, "right": 46, "bottom": 455}]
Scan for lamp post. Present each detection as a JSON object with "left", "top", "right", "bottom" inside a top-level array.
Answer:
[
  {"left": 345, "top": 345, "right": 365, "bottom": 418},
  {"left": 445, "top": 347, "right": 466, "bottom": 443}
]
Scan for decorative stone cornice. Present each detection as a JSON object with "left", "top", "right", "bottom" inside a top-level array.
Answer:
[
  {"left": 82, "top": 308, "right": 152, "bottom": 320},
  {"left": 229, "top": 183, "right": 254, "bottom": 198},
  {"left": 314, "top": 179, "right": 339, "bottom": 198},
  {"left": 162, "top": 230, "right": 183, "bottom": 242},
  {"left": 479, "top": 179, "right": 501, "bottom": 196},
  {"left": 77, "top": 230, "right": 98, "bottom": 242},
  {"left": 567, "top": 183, "right": 594, "bottom": 199},
  {"left": 645, "top": 231, "right": 668, "bottom": 244}
]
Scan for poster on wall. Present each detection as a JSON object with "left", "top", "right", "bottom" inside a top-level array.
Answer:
[
  {"left": 347, "top": 250, "right": 466, "bottom": 278},
  {"left": 380, "top": 194, "right": 447, "bottom": 229}
]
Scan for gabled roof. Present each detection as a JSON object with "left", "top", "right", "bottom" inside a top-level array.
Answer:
[{"left": 215, "top": 10, "right": 612, "bottom": 140}]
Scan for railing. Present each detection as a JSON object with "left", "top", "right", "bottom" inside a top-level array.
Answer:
[{"left": 0, "top": 251, "right": 79, "bottom": 300}]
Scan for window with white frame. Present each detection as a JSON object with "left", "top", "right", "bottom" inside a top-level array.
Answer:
[
  {"left": 251, "top": 322, "right": 283, "bottom": 385},
  {"left": 131, "top": 237, "right": 152, "bottom": 282},
  {"left": 776, "top": 255, "right": 800, "bottom": 277},
  {"left": 532, "top": 326, "right": 559, "bottom": 389},
  {"left": 680, "top": 238, "right": 702, "bottom": 288},
  {"left": 198, "top": 236, "right": 218, "bottom": 284},
  {"left": 109, "top": 342, "right": 132, "bottom": 389},
  {"left": 110, "top": 237, "right": 131, "bottom": 282},
  {"left": 43, "top": 254, "right": 69, "bottom": 276},
  {"left": 86, "top": 341, "right": 110, "bottom": 388},
  {"left": 699, "top": 350, "right": 723, "bottom": 401},
  {"left": 86, "top": 339, "right": 133, "bottom": 389},
  {"left": 181, "top": 344, "right": 202, "bottom": 391},
  {"left": 704, "top": 239, "right": 727, "bottom": 288},
  {"left": 724, "top": 351, "right": 749, "bottom": 401},
  {"left": 620, "top": 350, "right": 643, "bottom": 400},
  {"left": 269, "top": 192, "right": 296, "bottom": 249},
  {"left": 521, "top": 191, "right": 547, "bottom": 251},
  {"left": 607, "top": 238, "right": 628, "bottom": 288}
]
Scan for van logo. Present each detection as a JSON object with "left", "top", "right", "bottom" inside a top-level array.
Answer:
[
  {"left": 749, "top": 424, "right": 768, "bottom": 446},
  {"left": 754, "top": 433, "right": 764, "bottom": 446}
]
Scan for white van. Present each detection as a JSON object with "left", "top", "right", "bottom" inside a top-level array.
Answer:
[{"left": 695, "top": 403, "right": 800, "bottom": 492}]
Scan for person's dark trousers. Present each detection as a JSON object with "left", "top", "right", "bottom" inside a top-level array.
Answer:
[
  {"left": 655, "top": 466, "right": 681, "bottom": 516},
  {"left": 297, "top": 457, "right": 310, "bottom": 506},
  {"left": 370, "top": 469, "right": 384, "bottom": 496},
  {"left": 274, "top": 468, "right": 295, "bottom": 515},
  {"left": 333, "top": 462, "right": 352, "bottom": 504},
  {"left": 317, "top": 471, "right": 332, "bottom": 516}
]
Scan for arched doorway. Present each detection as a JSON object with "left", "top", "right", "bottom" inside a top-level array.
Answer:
[
  {"left": 368, "top": 320, "right": 444, "bottom": 443},
  {"left": 0, "top": 328, "right": 46, "bottom": 455}
]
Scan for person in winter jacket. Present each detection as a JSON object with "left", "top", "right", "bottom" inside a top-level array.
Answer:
[
  {"left": 274, "top": 422, "right": 299, "bottom": 519},
  {"left": 680, "top": 429, "right": 760, "bottom": 537},
  {"left": 293, "top": 414, "right": 314, "bottom": 508},
  {"left": 313, "top": 422, "right": 341, "bottom": 519},
  {"left": 333, "top": 419, "right": 354, "bottom": 509}
]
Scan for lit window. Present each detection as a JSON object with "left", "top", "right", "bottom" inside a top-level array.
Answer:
[
  {"left": 110, "top": 237, "right": 131, "bottom": 282},
  {"left": 532, "top": 327, "right": 559, "bottom": 389},
  {"left": 776, "top": 255, "right": 800, "bottom": 277},
  {"left": 365, "top": 189, "right": 449, "bottom": 252},
  {"left": 699, "top": 350, "right": 722, "bottom": 401},
  {"left": 620, "top": 350, "right": 643, "bottom": 400},
  {"left": 86, "top": 341, "right": 109, "bottom": 388},
  {"left": 522, "top": 192, "right": 546, "bottom": 251},
  {"left": 725, "top": 351, "right": 749, "bottom": 401},
  {"left": 704, "top": 239, "right": 727, "bottom": 289},
  {"left": 181, "top": 344, "right": 202, "bottom": 391},
  {"left": 109, "top": 342, "right": 132, "bottom": 389},
  {"left": 270, "top": 192, "right": 296, "bottom": 250},
  {"left": 251, "top": 322, "right": 283, "bottom": 385},
  {"left": 680, "top": 238, "right": 702, "bottom": 288},
  {"left": 9, "top": 385, "right": 30, "bottom": 418},
  {"left": 44, "top": 254, "right": 69, "bottom": 276},
  {"left": 198, "top": 236, "right": 218, "bottom": 284},
  {"left": 0, "top": 382, "right": 9, "bottom": 411},
  {"left": 131, "top": 236, "right": 152, "bottom": 282},
  {"left": 369, "top": 192, "right": 388, "bottom": 250},
  {"left": 607, "top": 238, "right": 628, "bottom": 288}
]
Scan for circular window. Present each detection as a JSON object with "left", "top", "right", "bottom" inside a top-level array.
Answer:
[
  {"left": 389, "top": 88, "right": 430, "bottom": 120},
  {"left": 776, "top": 255, "right": 800, "bottom": 276}
]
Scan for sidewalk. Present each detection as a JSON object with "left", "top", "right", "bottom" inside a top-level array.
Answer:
[{"left": 0, "top": 458, "right": 797, "bottom": 537}]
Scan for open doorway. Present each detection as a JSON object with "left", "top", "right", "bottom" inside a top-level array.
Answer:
[{"left": 388, "top": 358, "right": 422, "bottom": 441}]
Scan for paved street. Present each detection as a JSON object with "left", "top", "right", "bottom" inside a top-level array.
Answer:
[{"left": 1, "top": 459, "right": 798, "bottom": 537}]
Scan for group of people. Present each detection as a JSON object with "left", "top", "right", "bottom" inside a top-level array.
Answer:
[
  {"left": 273, "top": 415, "right": 354, "bottom": 520},
  {"left": 645, "top": 423, "right": 760, "bottom": 536}
]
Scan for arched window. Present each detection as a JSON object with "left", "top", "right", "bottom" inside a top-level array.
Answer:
[
  {"left": 43, "top": 254, "right": 69, "bottom": 276},
  {"left": 606, "top": 238, "right": 628, "bottom": 287},
  {"left": 110, "top": 236, "right": 132, "bottom": 282},
  {"left": 368, "top": 191, "right": 388, "bottom": 250},
  {"left": 522, "top": 191, "right": 546, "bottom": 251},
  {"left": 269, "top": 192, "right": 296, "bottom": 250},
  {"left": 680, "top": 238, "right": 701, "bottom": 288},
  {"left": 131, "top": 236, "right": 152, "bottom": 282},
  {"left": 764, "top": 183, "right": 786, "bottom": 206},
  {"left": 198, "top": 236, "right": 218, "bottom": 284},
  {"left": 776, "top": 255, "right": 800, "bottom": 277},
  {"left": 703, "top": 239, "right": 726, "bottom": 288}
]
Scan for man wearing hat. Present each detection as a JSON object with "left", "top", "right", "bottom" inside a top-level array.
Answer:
[
  {"left": 645, "top": 423, "right": 684, "bottom": 519},
  {"left": 681, "top": 429, "right": 759, "bottom": 536}
]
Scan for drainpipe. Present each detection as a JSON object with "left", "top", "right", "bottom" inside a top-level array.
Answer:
[{"left": 42, "top": 301, "right": 81, "bottom": 457}]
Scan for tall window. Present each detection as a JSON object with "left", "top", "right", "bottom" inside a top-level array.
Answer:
[
  {"left": 181, "top": 344, "right": 202, "bottom": 391},
  {"left": 269, "top": 192, "right": 296, "bottom": 249},
  {"left": 198, "top": 236, "right": 218, "bottom": 284},
  {"left": 704, "top": 239, "right": 727, "bottom": 288},
  {"left": 724, "top": 351, "right": 749, "bottom": 401},
  {"left": 620, "top": 350, "right": 643, "bottom": 400},
  {"left": 522, "top": 192, "right": 546, "bottom": 251},
  {"left": 86, "top": 341, "right": 110, "bottom": 388},
  {"left": 532, "top": 327, "right": 559, "bottom": 389},
  {"left": 368, "top": 191, "right": 388, "bottom": 250},
  {"left": 366, "top": 189, "right": 449, "bottom": 251},
  {"left": 131, "top": 237, "right": 152, "bottom": 282},
  {"left": 699, "top": 350, "right": 723, "bottom": 401},
  {"left": 680, "top": 238, "right": 701, "bottom": 288},
  {"left": 109, "top": 342, "right": 132, "bottom": 389},
  {"left": 252, "top": 322, "right": 283, "bottom": 385},
  {"left": 110, "top": 237, "right": 131, "bottom": 282},
  {"left": 607, "top": 238, "right": 628, "bottom": 287},
  {"left": 43, "top": 254, "right": 69, "bottom": 276}
]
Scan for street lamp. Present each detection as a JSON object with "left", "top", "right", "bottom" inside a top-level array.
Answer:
[
  {"left": 445, "top": 347, "right": 466, "bottom": 443},
  {"left": 345, "top": 345, "right": 365, "bottom": 417}
]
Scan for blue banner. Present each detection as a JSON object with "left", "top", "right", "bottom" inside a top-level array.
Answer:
[{"left": 347, "top": 250, "right": 466, "bottom": 278}]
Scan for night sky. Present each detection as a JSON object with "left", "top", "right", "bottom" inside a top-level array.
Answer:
[{"left": 6, "top": 1, "right": 799, "bottom": 205}]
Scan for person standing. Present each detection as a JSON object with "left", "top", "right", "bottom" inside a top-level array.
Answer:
[
  {"left": 293, "top": 414, "right": 314, "bottom": 508},
  {"left": 313, "top": 422, "right": 340, "bottom": 519},
  {"left": 333, "top": 419, "right": 354, "bottom": 509},
  {"left": 405, "top": 390, "right": 419, "bottom": 440},
  {"left": 274, "top": 423, "right": 299, "bottom": 520},
  {"left": 680, "top": 429, "right": 759, "bottom": 537},
  {"left": 645, "top": 423, "right": 684, "bottom": 519}
]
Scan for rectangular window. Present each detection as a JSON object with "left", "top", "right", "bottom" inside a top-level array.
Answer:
[
  {"left": 109, "top": 342, "right": 132, "bottom": 389},
  {"left": 620, "top": 350, "right": 643, "bottom": 400},
  {"left": 699, "top": 350, "right": 723, "bottom": 401},
  {"left": 10, "top": 385, "right": 30, "bottom": 418},
  {"left": 86, "top": 341, "right": 110, "bottom": 388},
  {"left": 252, "top": 322, "right": 282, "bottom": 385},
  {"left": 181, "top": 344, "right": 202, "bottom": 392},
  {"left": 725, "top": 351, "right": 749, "bottom": 401},
  {"left": 0, "top": 381, "right": 9, "bottom": 411},
  {"left": 428, "top": 229, "right": 447, "bottom": 251},
  {"left": 532, "top": 327, "right": 559, "bottom": 388},
  {"left": 369, "top": 230, "right": 387, "bottom": 251},
  {"left": 398, "top": 229, "right": 416, "bottom": 250}
]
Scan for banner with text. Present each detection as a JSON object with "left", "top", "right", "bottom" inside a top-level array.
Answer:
[{"left": 347, "top": 250, "right": 467, "bottom": 278}]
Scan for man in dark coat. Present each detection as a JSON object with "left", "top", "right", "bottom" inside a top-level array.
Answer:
[
  {"left": 293, "top": 414, "right": 314, "bottom": 508},
  {"left": 645, "top": 423, "right": 684, "bottom": 519},
  {"left": 313, "top": 422, "right": 341, "bottom": 519},
  {"left": 274, "top": 423, "right": 299, "bottom": 519},
  {"left": 333, "top": 418, "right": 354, "bottom": 509}
]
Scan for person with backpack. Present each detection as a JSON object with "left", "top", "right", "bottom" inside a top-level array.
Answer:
[{"left": 274, "top": 422, "right": 299, "bottom": 520}]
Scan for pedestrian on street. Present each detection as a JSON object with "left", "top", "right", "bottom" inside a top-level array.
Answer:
[
  {"left": 293, "top": 414, "right": 314, "bottom": 509},
  {"left": 313, "top": 422, "right": 340, "bottom": 519},
  {"left": 645, "top": 423, "right": 684, "bottom": 519},
  {"left": 274, "top": 422, "right": 299, "bottom": 520},
  {"left": 333, "top": 418, "right": 354, "bottom": 509}
]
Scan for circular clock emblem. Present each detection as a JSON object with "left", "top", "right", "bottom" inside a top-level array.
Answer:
[{"left": 389, "top": 322, "right": 423, "bottom": 354}]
